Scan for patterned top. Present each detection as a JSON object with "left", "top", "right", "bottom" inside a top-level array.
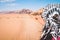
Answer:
[{"left": 41, "top": 4, "right": 60, "bottom": 40}]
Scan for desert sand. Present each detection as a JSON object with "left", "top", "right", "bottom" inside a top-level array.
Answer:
[{"left": 0, "top": 9, "right": 45, "bottom": 40}]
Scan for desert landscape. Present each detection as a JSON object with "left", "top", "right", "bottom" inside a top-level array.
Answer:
[
  {"left": 0, "top": 0, "right": 59, "bottom": 40},
  {"left": 0, "top": 8, "right": 45, "bottom": 40}
]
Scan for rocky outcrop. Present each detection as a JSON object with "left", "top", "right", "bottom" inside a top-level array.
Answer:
[
  {"left": 18, "top": 9, "right": 32, "bottom": 14},
  {"left": 0, "top": 9, "right": 32, "bottom": 14}
]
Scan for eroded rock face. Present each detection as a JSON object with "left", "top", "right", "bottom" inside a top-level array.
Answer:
[
  {"left": 31, "top": 8, "right": 44, "bottom": 15},
  {"left": 18, "top": 9, "right": 32, "bottom": 14},
  {"left": 0, "top": 14, "right": 45, "bottom": 40}
]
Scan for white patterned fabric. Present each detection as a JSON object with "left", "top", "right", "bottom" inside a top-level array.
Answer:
[{"left": 41, "top": 4, "right": 60, "bottom": 40}]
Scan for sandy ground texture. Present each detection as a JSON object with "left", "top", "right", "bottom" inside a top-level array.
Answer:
[{"left": 0, "top": 14, "right": 45, "bottom": 40}]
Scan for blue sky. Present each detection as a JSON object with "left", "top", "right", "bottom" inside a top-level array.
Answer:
[{"left": 0, "top": 0, "right": 60, "bottom": 11}]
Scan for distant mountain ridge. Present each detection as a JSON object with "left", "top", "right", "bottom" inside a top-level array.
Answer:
[
  {"left": 0, "top": 8, "right": 44, "bottom": 17},
  {"left": 0, "top": 9, "right": 32, "bottom": 14}
]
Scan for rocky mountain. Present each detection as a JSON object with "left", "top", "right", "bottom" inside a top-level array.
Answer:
[
  {"left": 0, "top": 9, "right": 32, "bottom": 14},
  {"left": 18, "top": 9, "right": 32, "bottom": 14}
]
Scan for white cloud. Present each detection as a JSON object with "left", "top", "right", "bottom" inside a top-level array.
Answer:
[
  {"left": 0, "top": 2, "right": 19, "bottom": 11},
  {"left": 0, "top": 0, "right": 15, "bottom": 2},
  {"left": 0, "top": 0, "right": 17, "bottom": 7},
  {"left": 7, "top": 3, "right": 17, "bottom": 6}
]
